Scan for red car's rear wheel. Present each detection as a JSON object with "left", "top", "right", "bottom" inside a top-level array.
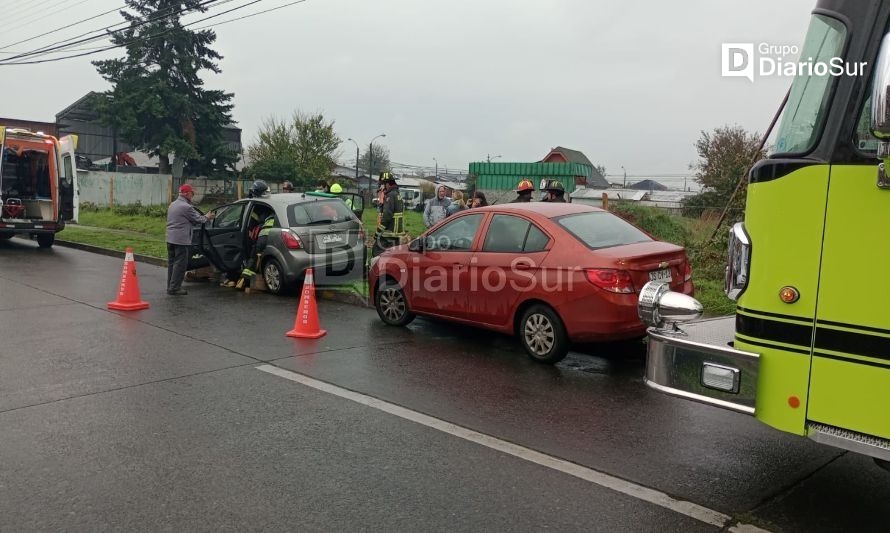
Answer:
[{"left": 519, "top": 304, "right": 568, "bottom": 364}]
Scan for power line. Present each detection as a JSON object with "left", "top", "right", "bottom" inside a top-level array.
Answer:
[
  {"left": 0, "top": 0, "right": 311, "bottom": 66},
  {"left": 0, "top": 3, "right": 124, "bottom": 51},
  {"left": 0, "top": 0, "right": 228, "bottom": 64},
  {"left": 192, "top": 0, "right": 306, "bottom": 31},
  {"left": 0, "top": 0, "right": 99, "bottom": 36}
]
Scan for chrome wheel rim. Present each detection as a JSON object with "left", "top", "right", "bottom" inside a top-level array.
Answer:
[
  {"left": 264, "top": 263, "right": 281, "bottom": 292},
  {"left": 380, "top": 287, "right": 406, "bottom": 322},
  {"left": 524, "top": 313, "right": 554, "bottom": 357}
]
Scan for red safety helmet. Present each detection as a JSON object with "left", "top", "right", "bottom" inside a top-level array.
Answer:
[
  {"left": 514, "top": 179, "right": 535, "bottom": 193},
  {"left": 179, "top": 183, "right": 194, "bottom": 194}
]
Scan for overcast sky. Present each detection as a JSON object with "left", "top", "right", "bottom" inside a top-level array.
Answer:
[{"left": 0, "top": 0, "right": 816, "bottom": 186}]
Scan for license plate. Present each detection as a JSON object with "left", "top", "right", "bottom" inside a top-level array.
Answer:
[
  {"left": 649, "top": 268, "right": 672, "bottom": 283},
  {"left": 318, "top": 233, "right": 345, "bottom": 247}
]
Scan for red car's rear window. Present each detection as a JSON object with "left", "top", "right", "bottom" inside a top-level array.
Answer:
[{"left": 557, "top": 212, "right": 652, "bottom": 249}]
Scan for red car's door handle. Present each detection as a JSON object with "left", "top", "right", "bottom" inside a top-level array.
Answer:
[{"left": 514, "top": 263, "right": 534, "bottom": 270}]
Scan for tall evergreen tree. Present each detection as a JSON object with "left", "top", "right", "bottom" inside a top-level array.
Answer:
[{"left": 93, "top": 0, "right": 235, "bottom": 176}]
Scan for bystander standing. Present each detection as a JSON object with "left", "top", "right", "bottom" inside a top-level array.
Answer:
[{"left": 165, "top": 184, "right": 214, "bottom": 295}]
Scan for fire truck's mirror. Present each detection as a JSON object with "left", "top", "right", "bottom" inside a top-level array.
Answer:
[{"left": 870, "top": 33, "right": 890, "bottom": 142}]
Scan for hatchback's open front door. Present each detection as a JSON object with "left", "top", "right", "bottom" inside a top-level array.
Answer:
[
  {"left": 58, "top": 135, "right": 78, "bottom": 223},
  {"left": 197, "top": 203, "right": 247, "bottom": 274},
  {"left": 343, "top": 192, "right": 364, "bottom": 218}
]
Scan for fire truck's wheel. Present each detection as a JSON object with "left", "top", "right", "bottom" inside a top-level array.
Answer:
[
  {"left": 375, "top": 279, "right": 415, "bottom": 326},
  {"left": 519, "top": 304, "right": 569, "bottom": 364},
  {"left": 36, "top": 234, "right": 55, "bottom": 248}
]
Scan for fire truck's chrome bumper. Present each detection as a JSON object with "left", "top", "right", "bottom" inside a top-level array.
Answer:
[{"left": 645, "top": 316, "right": 759, "bottom": 415}]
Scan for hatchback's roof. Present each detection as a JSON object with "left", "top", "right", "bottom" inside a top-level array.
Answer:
[{"left": 240, "top": 192, "right": 341, "bottom": 208}]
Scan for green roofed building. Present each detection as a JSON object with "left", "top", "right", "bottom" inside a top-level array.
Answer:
[{"left": 469, "top": 147, "right": 607, "bottom": 204}]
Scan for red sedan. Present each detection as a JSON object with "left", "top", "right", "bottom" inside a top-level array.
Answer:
[{"left": 369, "top": 203, "right": 693, "bottom": 363}]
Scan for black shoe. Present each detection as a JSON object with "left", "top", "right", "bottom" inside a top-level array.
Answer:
[{"left": 167, "top": 289, "right": 188, "bottom": 295}]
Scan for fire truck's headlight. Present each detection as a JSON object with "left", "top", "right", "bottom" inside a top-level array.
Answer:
[
  {"left": 638, "top": 281, "right": 703, "bottom": 328},
  {"left": 724, "top": 222, "right": 751, "bottom": 301}
]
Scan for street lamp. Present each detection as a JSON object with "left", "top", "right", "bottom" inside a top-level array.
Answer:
[
  {"left": 433, "top": 157, "right": 438, "bottom": 181},
  {"left": 486, "top": 154, "right": 502, "bottom": 163},
  {"left": 346, "top": 138, "right": 360, "bottom": 185},
  {"left": 621, "top": 165, "right": 627, "bottom": 188},
  {"left": 369, "top": 133, "right": 386, "bottom": 198}
]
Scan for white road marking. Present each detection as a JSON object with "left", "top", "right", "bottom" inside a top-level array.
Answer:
[{"left": 257, "top": 364, "right": 769, "bottom": 531}]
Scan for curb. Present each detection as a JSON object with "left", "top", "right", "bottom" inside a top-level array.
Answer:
[
  {"left": 56, "top": 239, "right": 167, "bottom": 267},
  {"left": 55, "top": 239, "right": 371, "bottom": 307}
]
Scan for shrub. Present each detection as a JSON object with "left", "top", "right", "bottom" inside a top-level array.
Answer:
[
  {"left": 611, "top": 203, "right": 691, "bottom": 246},
  {"left": 112, "top": 202, "right": 168, "bottom": 218}
]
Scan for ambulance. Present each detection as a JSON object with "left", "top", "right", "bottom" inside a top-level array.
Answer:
[{"left": 0, "top": 127, "right": 78, "bottom": 248}]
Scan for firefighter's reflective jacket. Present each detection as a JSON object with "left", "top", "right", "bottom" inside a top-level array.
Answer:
[
  {"left": 378, "top": 188, "right": 405, "bottom": 237},
  {"left": 258, "top": 216, "right": 275, "bottom": 237}
]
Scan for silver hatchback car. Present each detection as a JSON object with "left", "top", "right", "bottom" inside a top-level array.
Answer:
[{"left": 189, "top": 192, "right": 366, "bottom": 294}]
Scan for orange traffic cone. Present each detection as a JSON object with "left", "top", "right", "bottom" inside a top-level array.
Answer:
[
  {"left": 286, "top": 268, "right": 326, "bottom": 339},
  {"left": 108, "top": 247, "right": 150, "bottom": 311}
]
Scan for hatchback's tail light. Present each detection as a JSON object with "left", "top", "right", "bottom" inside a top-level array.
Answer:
[
  {"left": 684, "top": 261, "right": 692, "bottom": 282},
  {"left": 585, "top": 269, "right": 635, "bottom": 293},
  {"left": 282, "top": 230, "right": 303, "bottom": 250}
]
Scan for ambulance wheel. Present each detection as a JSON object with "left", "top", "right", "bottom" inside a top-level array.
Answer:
[{"left": 37, "top": 234, "right": 55, "bottom": 248}]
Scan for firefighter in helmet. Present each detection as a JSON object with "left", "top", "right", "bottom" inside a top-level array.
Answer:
[
  {"left": 330, "top": 183, "right": 353, "bottom": 209},
  {"left": 540, "top": 179, "right": 566, "bottom": 203},
  {"left": 513, "top": 178, "right": 535, "bottom": 203},
  {"left": 373, "top": 172, "right": 405, "bottom": 257},
  {"left": 248, "top": 179, "right": 269, "bottom": 198}
]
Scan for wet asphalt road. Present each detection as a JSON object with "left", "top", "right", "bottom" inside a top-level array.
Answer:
[{"left": 1, "top": 238, "right": 889, "bottom": 532}]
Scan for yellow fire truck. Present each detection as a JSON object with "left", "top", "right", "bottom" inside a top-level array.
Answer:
[
  {"left": 0, "top": 127, "right": 78, "bottom": 248},
  {"left": 638, "top": 0, "right": 890, "bottom": 467}
]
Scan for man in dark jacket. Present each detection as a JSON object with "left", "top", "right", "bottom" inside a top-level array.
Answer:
[
  {"left": 165, "top": 184, "right": 214, "bottom": 295},
  {"left": 373, "top": 173, "right": 405, "bottom": 257}
]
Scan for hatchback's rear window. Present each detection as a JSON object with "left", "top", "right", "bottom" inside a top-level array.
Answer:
[
  {"left": 557, "top": 212, "right": 652, "bottom": 249},
  {"left": 287, "top": 200, "right": 354, "bottom": 226}
]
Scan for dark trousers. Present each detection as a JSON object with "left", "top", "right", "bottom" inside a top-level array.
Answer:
[
  {"left": 372, "top": 235, "right": 400, "bottom": 257},
  {"left": 167, "top": 243, "right": 190, "bottom": 291}
]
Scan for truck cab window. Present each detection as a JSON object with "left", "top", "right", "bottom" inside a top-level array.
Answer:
[{"left": 772, "top": 15, "right": 847, "bottom": 156}]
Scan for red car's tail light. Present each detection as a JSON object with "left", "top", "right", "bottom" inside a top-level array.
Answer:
[
  {"left": 684, "top": 261, "right": 692, "bottom": 281},
  {"left": 585, "top": 269, "right": 635, "bottom": 293},
  {"left": 282, "top": 230, "right": 303, "bottom": 250}
]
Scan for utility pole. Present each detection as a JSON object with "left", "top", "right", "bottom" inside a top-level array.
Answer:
[
  {"left": 433, "top": 157, "right": 438, "bottom": 181},
  {"left": 347, "top": 138, "right": 360, "bottom": 188},
  {"left": 621, "top": 165, "right": 627, "bottom": 188},
  {"left": 368, "top": 133, "right": 386, "bottom": 200}
]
